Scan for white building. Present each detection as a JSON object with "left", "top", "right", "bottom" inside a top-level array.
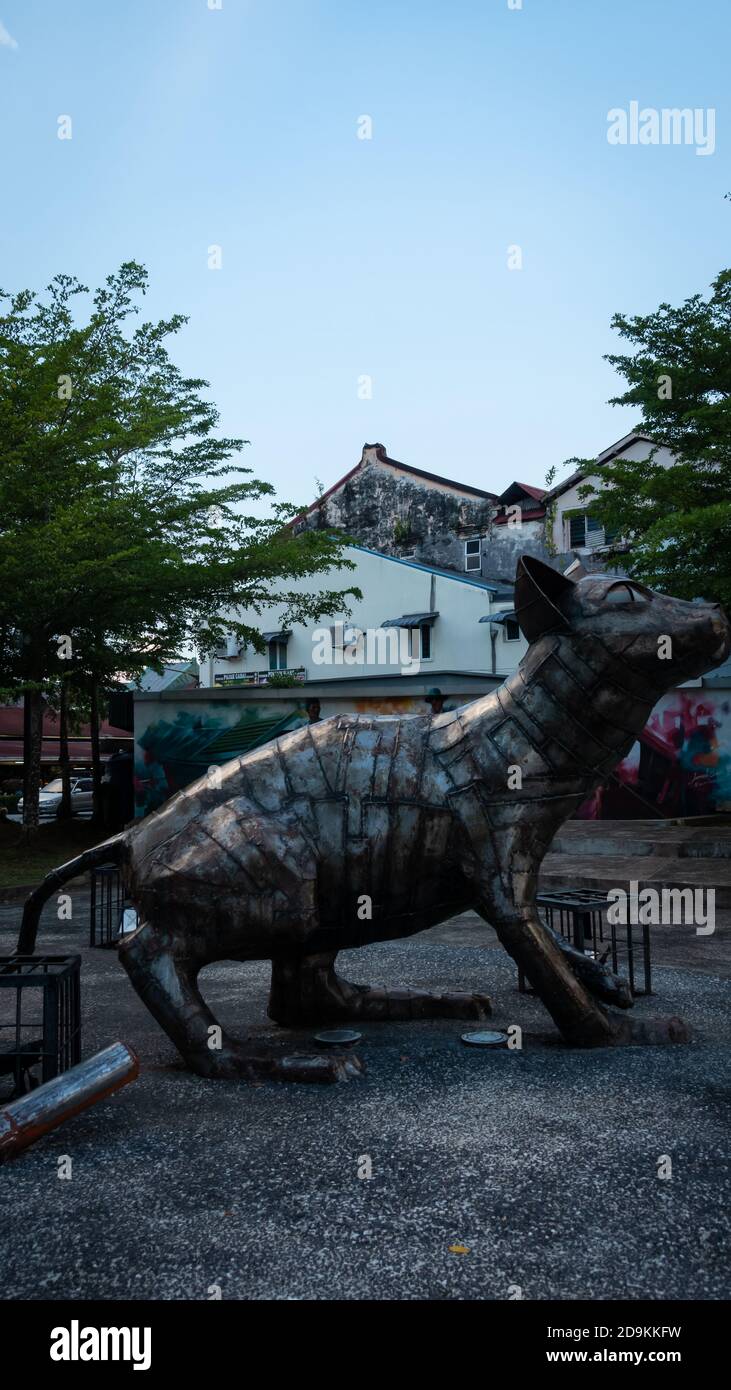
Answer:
[
  {"left": 199, "top": 543, "right": 526, "bottom": 692},
  {"left": 544, "top": 431, "right": 676, "bottom": 559}
]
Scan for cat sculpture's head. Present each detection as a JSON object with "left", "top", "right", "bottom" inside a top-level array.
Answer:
[{"left": 514, "top": 555, "right": 731, "bottom": 692}]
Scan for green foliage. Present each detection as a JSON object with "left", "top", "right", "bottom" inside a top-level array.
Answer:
[
  {"left": 578, "top": 270, "right": 731, "bottom": 607},
  {"left": 543, "top": 464, "right": 564, "bottom": 557},
  {"left": 0, "top": 262, "right": 359, "bottom": 826}
]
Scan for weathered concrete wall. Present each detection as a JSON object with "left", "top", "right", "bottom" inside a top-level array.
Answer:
[
  {"left": 480, "top": 518, "right": 551, "bottom": 584},
  {"left": 301, "top": 453, "right": 494, "bottom": 573},
  {"left": 297, "top": 447, "right": 556, "bottom": 584}
]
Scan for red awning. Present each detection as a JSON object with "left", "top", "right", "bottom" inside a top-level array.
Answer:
[{"left": 0, "top": 705, "right": 132, "bottom": 763}]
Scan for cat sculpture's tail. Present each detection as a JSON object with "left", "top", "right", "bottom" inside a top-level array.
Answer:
[{"left": 17, "top": 833, "right": 127, "bottom": 954}]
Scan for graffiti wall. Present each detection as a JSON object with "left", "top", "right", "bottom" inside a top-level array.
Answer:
[
  {"left": 136, "top": 686, "right": 731, "bottom": 822},
  {"left": 133, "top": 692, "right": 426, "bottom": 817},
  {"left": 135, "top": 699, "right": 302, "bottom": 816},
  {"left": 577, "top": 690, "right": 731, "bottom": 819}
]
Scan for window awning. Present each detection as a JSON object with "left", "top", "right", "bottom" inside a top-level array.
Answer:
[
  {"left": 261, "top": 630, "right": 292, "bottom": 642},
  {"left": 381, "top": 612, "right": 439, "bottom": 629},
  {"left": 479, "top": 610, "right": 517, "bottom": 625}
]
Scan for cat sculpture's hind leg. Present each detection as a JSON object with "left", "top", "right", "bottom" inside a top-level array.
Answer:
[
  {"left": 269, "top": 950, "right": 491, "bottom": 1025},
  {"left": 119, "top": 921, "right": 361, "bottom": 1082}
]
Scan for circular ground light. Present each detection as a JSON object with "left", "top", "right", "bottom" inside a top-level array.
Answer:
[
  {"left": 460, "top": 1030, "right": 509, "bottom": 1048},
  {"left": 314, "top": 1029, "right": 363, "bottom": 1047}
]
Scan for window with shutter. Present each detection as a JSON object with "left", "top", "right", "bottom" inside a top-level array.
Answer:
[
  {"left": 568, "top": 513, "right": 606, "bottom": 548},
  {"left": 586, "top": 515, "right": 606, "bottom": 548},
  {"left": 569, "top": 515, "right": 586, "bottom": 547},
  {"left": 464, "top": 538, "right": 481, "bottom": 572}
]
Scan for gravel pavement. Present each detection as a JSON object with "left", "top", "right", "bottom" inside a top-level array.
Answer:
[{"left": 0, "top": 887, "right": 729, "bottom": 1301}]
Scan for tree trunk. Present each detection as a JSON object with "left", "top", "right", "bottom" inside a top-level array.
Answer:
[
  {"left": 21, "top": 687, "right": 44, "bottom": 842},
  {"left": 90, "top": 680, "right": 104, "bottom": 828},
  {"left": 57, "top": 679, "right": 73, "bottom": 822},
  {"left": 22, "top": 689, "right": 32, "bottom": 810}
]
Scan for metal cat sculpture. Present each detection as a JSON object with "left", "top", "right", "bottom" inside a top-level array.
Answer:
[{"left": 19, "top": 557, "right": 731, "bottom": 1083}]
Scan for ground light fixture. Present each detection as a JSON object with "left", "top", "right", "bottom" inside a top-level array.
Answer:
[
  {"left": 460, "top": 1030, "right": 509, "bottom": 1048},
  {"left": 313, "top": 1029, "right": 363, "bottom": 1046}
]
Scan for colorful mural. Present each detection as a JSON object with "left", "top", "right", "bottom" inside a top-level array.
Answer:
[
  {"left": 577, "top": 691, "right": 731, "bottom": 819},
  {"left": 350, "top": 697, "right": 422, "bottom": 716},
  {"left": 133, "top": 694, "right": 427, "bottom": 817},
  {"left": 134, "top": 703, "right": 309, "bottom": 816},
  {"left": 135, "top": 688, "right": 731, "bottom": 822}
]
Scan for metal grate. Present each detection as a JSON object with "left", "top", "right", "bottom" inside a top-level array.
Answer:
[
  {"left": 516, "top": 889, "right": 652, "bottom": 998},
  {"left": 0, "top": 955, "right": 81, "bottom": 1098},
  {"left": 90, "top": 862, "right": 125, "bottom": 948}
]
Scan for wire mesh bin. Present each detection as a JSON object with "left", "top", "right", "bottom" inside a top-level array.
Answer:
[
  {"left": 0, "top": 955, "right": 81, "bottom": 1099},
  {"left": 515, "top": 889, "right": 652, "bottom": 998},
  {"left": 90, "top": 862, "right": 125, "bottom": 948}
]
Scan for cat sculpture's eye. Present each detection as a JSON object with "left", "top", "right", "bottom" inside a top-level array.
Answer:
[{"left": 605, "top": 582, "right": 642, "bottom": 604}]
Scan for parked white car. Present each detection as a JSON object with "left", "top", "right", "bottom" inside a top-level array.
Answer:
[{"left": 17, "top": 775, "right": 94, "bottom": 818}]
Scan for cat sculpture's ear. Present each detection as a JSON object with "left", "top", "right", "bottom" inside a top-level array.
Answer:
[{"left": 514, "top": 556, "right": 575, "bottom": 643}]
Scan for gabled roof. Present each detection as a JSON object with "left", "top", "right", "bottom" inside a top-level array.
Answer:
[
  {"left": 543, "top": 432, "right": 657, "bottom": 504},
  {"left": 596, "top": 431, "right": 655, "bottom": 464},
  {"left": 294, "top": 443, "right": 497, "bottom": 524},
  {"left": 368, "top": 445, "right": 497, "bottom": 499},
  {"left": 497, "top": 481, "right": 547, "bottom": 505}
]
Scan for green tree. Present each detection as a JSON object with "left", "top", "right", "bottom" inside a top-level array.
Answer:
[
  {"left": 571, "top": 269, "right": 731, "bottom": 606},
  {"left": 0, "top": 263, "right": 358, "bottom": 836}
]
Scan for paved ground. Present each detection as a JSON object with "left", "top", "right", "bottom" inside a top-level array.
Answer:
[
  {"left": 1, "top": 885, "right": 729, "bottom": 1301},
  {"left": 544, "top": 819, "right": 731, "bottom": 906}
]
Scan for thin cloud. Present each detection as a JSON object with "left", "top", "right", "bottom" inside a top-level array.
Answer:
[{"left": 0, "top": 20, "right": 18, "bottom": 50}]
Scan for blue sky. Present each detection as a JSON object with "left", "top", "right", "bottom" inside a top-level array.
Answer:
[{"left": 1, "top": 0, "right": 728, "bottom": 506}]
